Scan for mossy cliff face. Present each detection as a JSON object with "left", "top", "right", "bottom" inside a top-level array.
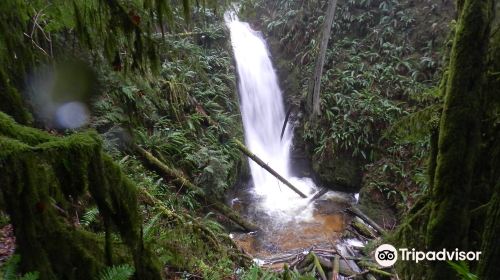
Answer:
[
  {"left": 312, "top": 150, "right": 363, "bottom": 192},
  {"left": 0, "top": 112, "right": 161, "bottom": 279}
]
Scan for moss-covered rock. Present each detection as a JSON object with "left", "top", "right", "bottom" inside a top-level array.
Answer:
[
  {"left": 358, "top": 184, "right": 396, "bottom": 227},
  {"left": 312, "top": 150, "right": 363, "bottom": 192},
  {"left": 0, "top": 112, "right": 161, "bottom": 280}
]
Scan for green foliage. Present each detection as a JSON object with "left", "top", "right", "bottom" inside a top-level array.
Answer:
[
  {"left": 0, "top": 112, "right": 161, "bottom": 279},
  {"left": 196, "top": 258, "right": 234, "bottom": 279},
  {"left": 0, "top": 0, "right": 194, "bottom": 76},
  {"left": 244, "top": 0, "right": 448, "bottom": 160},
  {"left": 384, "top": 103, "right": 441, "bottom": 142},
  {"left": 81, "top": 206, "right": 100, "bottom": 227},
  {"left": 242, "top": 0, "right": 451, "bottom": 212},
  {"left": 447, "top": 261, "right": 478, "bottom": 280},
  {"left": 94, "top": 18, "right": 242, "bottom": 199},
  {"left": 0, "top": 255, "right": 40, "bottom": 280},
  {"left": 0, "top": 0, "right": 245, "bottom": 279},
  {"left": 98, "top": 264, "right": 135, "bottom": 280},
  {"left": 90, "top": 8, "right": 248, "bottom": 276}
]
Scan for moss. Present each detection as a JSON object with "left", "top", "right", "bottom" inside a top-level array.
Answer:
[
  {"left": 0, "top": 112, "right": 161, "bottom": 279},
  {"left": 312, "top": 150, "right": 363, "bottom": 192},
  {"left": 426, "top": 0, "right": 491, "bottom": 264},
  {"left": 0, "top": 68, "right": 32, "bottom": 125},
  {"left": 476, "top": 121, "right": 500, "bottom": 279},
  {"left": 476, "top": 181, "right": 500, "bottom": 279},
  {"left": 390, "top": 1, "right": 496, "bottom": 278},
  {"left": 0, "top": 112, "right": 54, "bottom": 145}
]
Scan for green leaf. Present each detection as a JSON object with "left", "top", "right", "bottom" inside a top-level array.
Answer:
[{"left": 98, "top": 264, "right": 135, "bottom": 280}]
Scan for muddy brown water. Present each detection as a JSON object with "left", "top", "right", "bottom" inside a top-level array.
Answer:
[{"left": 228, "top": 183, "right": 355, "bottom": 261}]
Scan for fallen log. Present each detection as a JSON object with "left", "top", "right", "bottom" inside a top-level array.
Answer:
[
  {"left": 133, "top": 144, "right": 259, "bottom": 232},
  {"left": 308, "top": 187, "right": 329, "bottom": 204},
  {"left": 234, "top": 139, "right": 308, "bottom": 198},
  {"left": 367, "top": 267, "right": 393, "bottom": 277},
  {"left": 314, "top": 253, "right": 328, "bottom": 280},
  {"left": 297, "top": 252, "right": 327, "bottom": 280},
  {"left": 346, "top": 206, "right": 386, "bottom": 235},
  {"left": 352, "top": 218, "right": 377, "bottom": 239},
  {"left": 345, "top": 270, "right": 369, "bottom": 279},
  {"left": 365, "top": 274, "right": 377, "bottom": 280}
]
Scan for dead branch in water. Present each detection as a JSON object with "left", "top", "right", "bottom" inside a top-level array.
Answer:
[
  {"left": 234, "top": 139, "right": 308, "bottom": 198},
  {"left": 346, "top": 206, "right": 386, "bottom": 235}
]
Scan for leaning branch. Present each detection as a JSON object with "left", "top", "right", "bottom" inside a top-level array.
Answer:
[
  {"left": 133, "top": 144, "right": 259, "bottom": 232},
  {"left": 234, "top": 139, "right": 308, "bottom": 198},
  {"left": 346, "top": 206, "right": 386, "bottom": 235}
]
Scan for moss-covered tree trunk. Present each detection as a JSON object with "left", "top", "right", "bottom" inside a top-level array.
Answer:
[
  {"left": 476, "top": 180, "right": 500, "bottom": 279},
  {"left": 0, "top": 112, "right": 162, "bottom": 280},
  {"left": 425, "top": 0, "right": 492, "bottom": 278},
  {"left": 0, "top": 69, "right": 32, "bottom": 125}
]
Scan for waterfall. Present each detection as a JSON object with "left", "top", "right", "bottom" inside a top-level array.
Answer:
[{"left": 226, "top": 14, "right": 316, "bottom": 215}]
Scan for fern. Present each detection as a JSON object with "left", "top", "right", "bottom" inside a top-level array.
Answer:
[
  {"left": 19, "top": 272, "right": 40, "bottom": 280},
  {"left": 1, "top": 254, "right": 20, "bottom": 280},
  {"left": 1, "top": 255, "right": 39, "bottom": 280},
  {"left": 81, "top": 206, "right": 99, "bottom": 227},
  {"left": 98, "top": 264, "right": 135, "bottom": 280},
  {"left": 447, "top": 261, "right": 478, "bottom": 280},
  {"left": 143, "top": 213, "right": 162, "bottom": 242}
]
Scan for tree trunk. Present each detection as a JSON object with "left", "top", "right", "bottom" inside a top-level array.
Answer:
[
  {"left": 306, "top": 0, "right": 338, "bottom": 118},
  {"left": 426, "top": 0, "right": 492, "bottom": 278},
  {"left": 476, "top": 180, "right": 500, "bottom": 279}
]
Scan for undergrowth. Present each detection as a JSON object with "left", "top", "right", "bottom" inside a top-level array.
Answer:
[{"left": 241, "top": 0, "right": 453, "bottom": 213}]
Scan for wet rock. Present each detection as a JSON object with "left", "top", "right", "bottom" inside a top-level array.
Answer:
[
  {"left": 312, "top": 150, "right": 364, "bottom": 193},
  {"left": 358, "top": 184, "right": 397, "bottom": 229}
]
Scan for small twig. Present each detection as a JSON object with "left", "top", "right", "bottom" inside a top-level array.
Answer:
[
  {"left": 23, "top": 33, "right": 49, "bottom": 56},
  {"left": 346, "top": 270, "right": 369, "bottom": 279}
]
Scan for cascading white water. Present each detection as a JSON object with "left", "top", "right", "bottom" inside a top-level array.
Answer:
[{"left": 226, "top": 14, "right": 316, "bottom": 216}]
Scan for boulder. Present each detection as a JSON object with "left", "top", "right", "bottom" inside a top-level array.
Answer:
[{"left": 312, "top": 150, "right": 363, "bottom": 193}]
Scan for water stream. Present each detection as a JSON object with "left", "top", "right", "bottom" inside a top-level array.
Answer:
[
  {"left": 226, "top": 12, "right": 317, "bottom": 218},
  {"left": 226, "top": 13, "right": 353, "bottom": 261}
]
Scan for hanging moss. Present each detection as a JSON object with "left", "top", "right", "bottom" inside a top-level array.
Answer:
[{"left": 0, "top": 112, "right": 162, "bottom": 279}]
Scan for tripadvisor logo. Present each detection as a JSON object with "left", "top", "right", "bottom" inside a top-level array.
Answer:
[
  {"left": 375, "top": 244, "right": 398, "bottom": 267},
  {"left": 374, "top": 244, "right": 482, "bottom": 267}
]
